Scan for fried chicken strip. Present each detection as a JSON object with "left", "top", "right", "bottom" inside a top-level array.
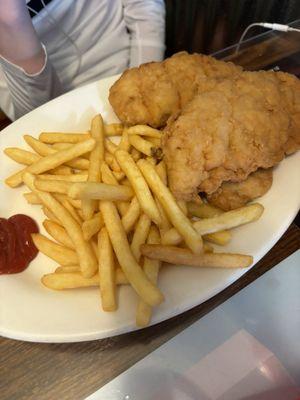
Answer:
[
  {"left": 207, "top": 169, "right": 273, "bottom": 211},
  {"left": 109, "top": 52, "right": 242, "bottom": 128},
  {"left": 163, "top": 71, "right": 300, "bottom": 200}
]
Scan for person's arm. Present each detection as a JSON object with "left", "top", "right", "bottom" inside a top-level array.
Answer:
[
  {"left": 0, "top": 0, "right": 62, "bottom": 119},
  {"left": 122, "top": 0, "right": 165, "bottom": 67},
  {"left": 0, "top": 0, "right": 45, "bottom": 74}
]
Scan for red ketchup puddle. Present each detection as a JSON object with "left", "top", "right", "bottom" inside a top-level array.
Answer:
[{"left": 0, "top": 214, "right": 39, "bottom": 275}]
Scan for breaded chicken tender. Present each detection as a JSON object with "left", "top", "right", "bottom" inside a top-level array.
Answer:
[
  {"left": 207, "top": 169, "right": 273, "bottom": 211},
  {"left": 163, "top": 71, "right": 299, "bottom": 200},
  {"left": 109, "top": 52, "right": 300, "bottom": 206},
  {"left": 109, "top": 52, "right": 242, "bottom": 128}
]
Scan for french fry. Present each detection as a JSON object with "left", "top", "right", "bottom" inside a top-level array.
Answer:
[
  {"left": 4, "top": 147, "right": 40, "bottom": 165},
  {"left": 100, "top": 162, "right": 129, "bottom": 216},
  {"left": 68, "top": 198, "right": 81, "bottom": 209},
  {"left": 126, "top": 125, "right": 162, "bottom": 138},
  {"left": 23, "top": 192, "right": 41, "bottom": 205},
  {"left": 82, "top": 114, "right": 105, "bottom": 220},
  {"left": 104, "top": 152, "right": 121, "bottom": 172},
  {"left": 68, "top": 182, "right": 134, "bottom": 201},
  {"left": 155, "top": 161, "right": 167, "bottom": 183},
  {"left": 24, "top": 135, "right": 90, "bottom": 170},
  {"left": 136, "top": 226, "right": 161, "bottom": 327},
  {"left": 122, "top": 196, "right": 141, "bottom": 233},
  {"left": 203, "top": 231, "right": 232, "bottom": 246},
  {"left": 177, "top": 200, "right": 188, "bottom": 216},
  {"left": 6, "top": 138, "right": 95, "bottom": 187},
  {"left": 42, "top": 269, "right": 128, "bottom": 290},
  {"left": 50, "top": 165, "right": 72, "bottom": 175},
  {"left": 42, "top": 207, "right": 61, "bottom": 225},
  {"left": 193, "top": 203, "right": 264, "bottom": 235},
  {"left": 154, "top": 161, "right": 171, "bottom": 232},
  {"left": 162, "top": 204, "right": 264, "bottom": 246},
  {"left": 99, "top": 200, "right": 164, "bottom": 307},
  {"left": 53, "top": 193, "right": 81, "bottom": 208},
  {"left": 55, "top": 265, "right": 80, "bottom": 273},
  {"left": 104, "top": 123, "right": 123, "bottom": 136},
  {"left": 91, "top": 240, "right": 99, "bottom": 261},
  {"left": 61, "top": 200, "right": 82, "bottom": 224},
  {"left": 52, "top": 143, "right": 72, "bottom": 151},
  {"left": 130, "top": 213, "right": 151, "bottom": 262},
  {"left": 187, "top": 201, "right": 231, "bottom": 245},
  {"left": 34, "top": 179, "right": 72, "bottom": 194},
  {"left": 43, "top": 219, "right": 74, "bottom": 249},
  {"left": 187, "top": 202, "right": 222, "bottom": 219},
  {"left": 115, "top": 150, "right": 161, "bottom": 226},
  {"left": 82, "top": 212, "right": 104, "bottom": 241},
  {"left": 52, "top": 143, "right": 91, "bottom": 160},
  {"left": 100, "top": 162, "right": 118, "bottom": 184},
  {"left": 5, "top": 169, "right": 27, "bottom": 188},
  {"left": 112, "top": 171, "right": 125, "bottom": 181},
  {"left": 24, "top": 172, "right": 97, "bottom": 278},
  {"left": 105, "top": 138, "right": 118, "bottom": 154},
  {"left": 138, "top": 159, "right": 202, "bottom": 254},
  {"left": 131, "top": 148, "right": 141, "bottom": 162},
  {"left": 141, "top": 245, "right": 253, "bottom": 268},
  {"left": 39, "top": 132, "right": 90, "bottom": 143},
  {"left": 118, "top": 202, "right": 131, "bottom": 216},
  {"left": 31, "top": 233, "right": 78, "bottom": 265},
  {"left": 98, "top": 227, "right": 117, "bottom": 311},
  {"left": 129, "top": 135, "right": 155, "bottom": 157},
  {"left": 155, "top": 197, "right": 171, "bottom": 232},
  {"left": 148, "top": 137, "right": 161, "bottom": 147},
  {"left": 38, "top": 174, "right": 88, "bottom": 182},
  {"left": 118, "top": 129, "right": 131, "bottom": 151}
]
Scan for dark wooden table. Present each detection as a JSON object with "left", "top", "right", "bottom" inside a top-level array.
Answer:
[{"left": 1, "top": 30, "right": 300, "bottom": 400}]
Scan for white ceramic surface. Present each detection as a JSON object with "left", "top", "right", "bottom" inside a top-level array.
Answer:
[{"left": 0, "top": 75, "right": 299, "bottom": 343}]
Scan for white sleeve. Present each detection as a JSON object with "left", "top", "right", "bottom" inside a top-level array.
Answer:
[
  {"left": 122, "top": 0, "right": 166, "bottom": 67},
  {"left": 0, "top": 45, "right": 63, "bottom": 120}
]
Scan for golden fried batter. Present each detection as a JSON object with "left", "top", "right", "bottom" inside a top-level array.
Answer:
[
  {"left": 207, "top": 169, "right": 273, "bottom": 211},
  {"left": 109, "top": 52, "right": 242, "bottom": 128}
]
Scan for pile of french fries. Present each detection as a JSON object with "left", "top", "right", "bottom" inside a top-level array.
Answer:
[{"left": 4, "top": 115, "right": 264, "bottom": 327}]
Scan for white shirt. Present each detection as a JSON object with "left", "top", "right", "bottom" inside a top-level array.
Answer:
[{"left": 0, "top": 0, "right": 165, "bottom": 120}]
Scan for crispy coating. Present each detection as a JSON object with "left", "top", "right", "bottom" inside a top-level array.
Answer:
[
  {"left": 109, "top": 52, "right": 300, "bottom": 202},
  {"left": 163, "top": 71, "right": 299, "bottom": 200},
  {"left": 207, "top": 169, "right": 273, "bottom": 211},
  {"left": 109, "top": 52, "right": 242, "bottom": 128}
]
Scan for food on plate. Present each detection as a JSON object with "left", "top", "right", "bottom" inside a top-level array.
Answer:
[
  {"left": 31, "top": 233, "right": 78, "bottom": 265},
  {"left": 137, "top": 158, "right": 203, "bottom": 254},
  {"left": 109, "top": 52, "right": 300, "bottom": 204},
  {"left": 109, "top": 52, "right": 242, "bottom": 128},
  {"left": 98, "top": 227, "right": 117, "bottom": 312},
  {"left": 141, "top": 245, "right": 253, "bottom": 268},
  {"left": 136, "top": 226, "right": 161, "bottom": 327},
  {"left": 161, "top": 203, "right": 264, "bottom": 246},
  {"left": 3, "top": 112, "right": 265, "bottom": 326},
  {"left": 0, "top": 214, "right": 39, "bottom": 274},
  {"left": 207, "top": 168, "right": 273, "bottom": 211},
  {"left": 163, "top": 71, "right": 300, "bottom": 201},
  {"left": 81, "top": 114, "right": 105, "bottom": 220},
  {"left": 23, "top": 172, "right": 98, "bottom": 278}
]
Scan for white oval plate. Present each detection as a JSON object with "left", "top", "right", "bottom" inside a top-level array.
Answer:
[{"left": 0, "top": 75, "right": 299, "bottom": 343}]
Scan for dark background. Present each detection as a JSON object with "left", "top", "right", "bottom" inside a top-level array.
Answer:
[{"left": 165, "top": 0, "right": 300, "bottom": 55}]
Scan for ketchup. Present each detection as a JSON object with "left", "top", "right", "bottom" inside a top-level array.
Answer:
[{"left": 0, "top": 214, "right": 39, "bottom": 275}]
